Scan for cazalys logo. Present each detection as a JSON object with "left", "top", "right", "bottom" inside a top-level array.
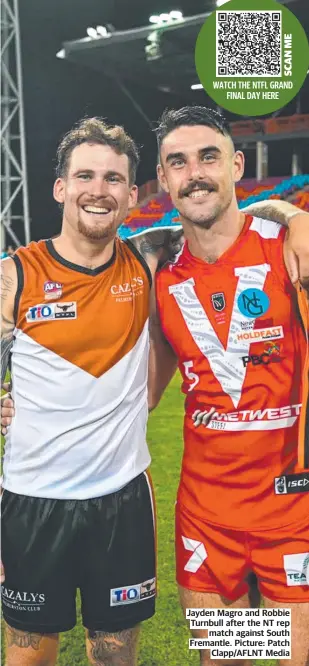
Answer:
[
  {"left": 44, "top": 281, "right": 63, "bottom": 300},
  {"left": 1, "top": 586, "right": 46, "bottom": 612}
]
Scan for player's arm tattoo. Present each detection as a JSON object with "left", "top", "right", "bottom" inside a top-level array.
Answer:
[
  {"left": 87, "top": 627, "right": 140, "bottom": 666},
  {"left": 5, "top": 624, "right": 45, "bottom": 650},
  {"left": 1, "top": 272, "right": 16, "bottom": 386},
  {"left": 241, "top": 200, "right": 303, "bottom": 227},
  {"left": 131, "top": 229, "right": 183, "bottom": 270}
]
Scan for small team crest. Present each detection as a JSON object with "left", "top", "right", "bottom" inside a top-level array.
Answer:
[
  {"left": 44, "top": 281, "right": 63, "bottom": 300},
  {"left": 211, "top": 292, "right": 225, "bottom": 312}
]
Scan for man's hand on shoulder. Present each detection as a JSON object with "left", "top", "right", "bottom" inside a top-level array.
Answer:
[
  {"left": 242, "top": 199, "right": 309, "bottom": 291},
  {"left": 1, "top": 386, "right": 15, "bottom": 436},
  {"left": 131, "top": 229, "right": 183, "bottom": 278}
]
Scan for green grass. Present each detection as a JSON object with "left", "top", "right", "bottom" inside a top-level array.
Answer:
[{"left": 2, "top": 374, "right": 274, "bottom": 665}]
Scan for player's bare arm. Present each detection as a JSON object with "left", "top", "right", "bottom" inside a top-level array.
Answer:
[
  {"left": 1, "top": 258, "right": 17, "bottom": 387},
  {"left": 148, "top": 286, "right": 178, "bottom": 411},
  {"left": 242, "top": 200, "right": 309, "bottom": 288}
]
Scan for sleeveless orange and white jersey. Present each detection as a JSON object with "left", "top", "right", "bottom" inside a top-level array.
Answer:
[
  {"left": 156, "top": 216, "right": 309, "bottom": 530},
  {"left": 3, "top": 237, "right": 151, "bottom": 499}
]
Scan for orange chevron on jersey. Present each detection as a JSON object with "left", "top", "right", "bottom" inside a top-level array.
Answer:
[
  {"left": 14, "top": 238, "right": 150, "bottom": 378},
  {"left": 156, "top": 216, "right": 309, "bottom": 530}
]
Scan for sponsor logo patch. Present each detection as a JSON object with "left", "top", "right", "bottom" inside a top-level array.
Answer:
[
  {"left": 44, "top": 281, "right": 63, "bottom": 300},
  {"left": 211, "top": 292, "right": 225, "bottom": 313},
  {"left": 236, "top": 325, "right": 283, "bottom": 344},
  {"left": 237, "top": 288, "right": 270, "bottom": 319},
  {"left": 26, "top": 302, "right": 77, "bottom": 321},
  {"left": 274, "top": 472, "right": 309, "bottom": 495},
  {"left": 110, "top": 578, "right": 156, "bottom": 606},
  {"left": 241, "top": 344, "right": 283, "bottom": 367},
  {"left": 110, "top": 277, "right": 144, "bottom": 302},
  {"left": 283, "top": 553, "right": 309, "bottom": 587},
  {"left": 193, "top": 404, "right": 301, "bottom": 432}
]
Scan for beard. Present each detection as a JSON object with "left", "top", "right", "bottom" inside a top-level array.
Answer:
[{"left": 77, "top": 214, "right": 116, "bottom": 241}]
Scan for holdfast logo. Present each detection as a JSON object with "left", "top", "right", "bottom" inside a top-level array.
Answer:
[
  {"left": 110, "top": 578, "right": 156, "bottom": 606},
  {"left": 236, "top": 325, "right": 283, "bottom": 344}
]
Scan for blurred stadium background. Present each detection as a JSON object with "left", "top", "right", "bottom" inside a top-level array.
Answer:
[{"left": 1, "top": 0, "right": 308, "bottom": 664}]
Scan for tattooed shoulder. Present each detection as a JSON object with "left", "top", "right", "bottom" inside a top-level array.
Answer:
[{"left": 1, "top": 258, "right": 17, "bottom": 386}]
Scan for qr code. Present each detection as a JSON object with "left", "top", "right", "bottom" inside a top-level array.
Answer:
[{"left": 216, "top": 11, "right": 282, "bottom": 77}]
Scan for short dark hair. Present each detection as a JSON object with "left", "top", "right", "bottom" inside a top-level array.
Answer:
[
  {"left": 155, "top": 106, "right": 232, "bottom": 154},
  {"left": 56, "top": 117, "right": 139, "bottom": 185}
]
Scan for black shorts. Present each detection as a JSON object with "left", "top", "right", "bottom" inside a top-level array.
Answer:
[{"left": 1, "top": 472, "right": 156, "bottom": 633}]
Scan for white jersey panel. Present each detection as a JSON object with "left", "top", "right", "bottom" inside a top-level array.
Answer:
[{"left": 3, "top": 322, "right": 150, "bottom": 499}]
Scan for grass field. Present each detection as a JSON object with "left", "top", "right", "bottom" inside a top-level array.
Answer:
[{"left": 2, "top": 374, "right": 274, "bottom": 665}]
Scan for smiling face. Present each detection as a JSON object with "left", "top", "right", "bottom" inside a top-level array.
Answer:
[
  {"left": 157, "top": 125, "right": 244, "bottom": 229},
  {"left": 53, "top": 142, "right": 138, "bottom": 242}
]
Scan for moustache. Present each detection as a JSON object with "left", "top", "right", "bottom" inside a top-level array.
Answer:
[{"left": 179, "top": 181, "right": 217, "bottom": 198}]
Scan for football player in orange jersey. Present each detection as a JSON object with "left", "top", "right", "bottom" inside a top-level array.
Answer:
[
  {"left": 1, "top": 112, "right": 309, "bottom": 666},
  {"left": 0, "top": 117, "right": 181, "bottom": 666},
  {"left": 148, "top": 106, "right": 309, "bottom": 666}
]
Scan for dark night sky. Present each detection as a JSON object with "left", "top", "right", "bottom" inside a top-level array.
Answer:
[{"left": 18, "top": 0, "right": 309, "bottom": 243}]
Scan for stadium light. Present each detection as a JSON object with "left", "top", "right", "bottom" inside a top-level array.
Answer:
[
  {"left": 191, "top": 83, "right": 203, "bottom": 90},
  {"left": 149, "top": 11, "right": 183, "bottom": 25},
  {"left": 169, "top": 11, "right": 183, "bottom": 20},
  {"left": 87, "top": 27, "right": 99, "bottom": 39},
  {"left": 96, "top": 25, "right": 109, "bottom": 37},
  {"left": 86, "top": 25, "right": 111, "bottom": 39}
]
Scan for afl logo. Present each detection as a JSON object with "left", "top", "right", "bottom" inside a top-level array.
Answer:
[{"left": 44, "top": 281, "right": 63, "bottom": 300}]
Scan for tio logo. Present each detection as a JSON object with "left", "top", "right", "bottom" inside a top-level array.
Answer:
[
  {"left": 112, "top": 587, "right": 139, "bottom": 605},
  {"left": 27, "top": 305, "right": 53, "bottom": 320}
]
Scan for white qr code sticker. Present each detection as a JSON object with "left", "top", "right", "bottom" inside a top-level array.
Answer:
[{"left": 216, "top": 11, "right": 282, "bottom": 77}]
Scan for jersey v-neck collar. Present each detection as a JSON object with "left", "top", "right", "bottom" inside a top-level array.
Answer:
[{"left": 45, "top": 239, "right": 117, "bottom": 276}]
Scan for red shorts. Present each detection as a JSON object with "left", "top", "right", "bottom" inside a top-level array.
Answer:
[{"left": 176, "top": 503, "right": 309, "bottom": 603}]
